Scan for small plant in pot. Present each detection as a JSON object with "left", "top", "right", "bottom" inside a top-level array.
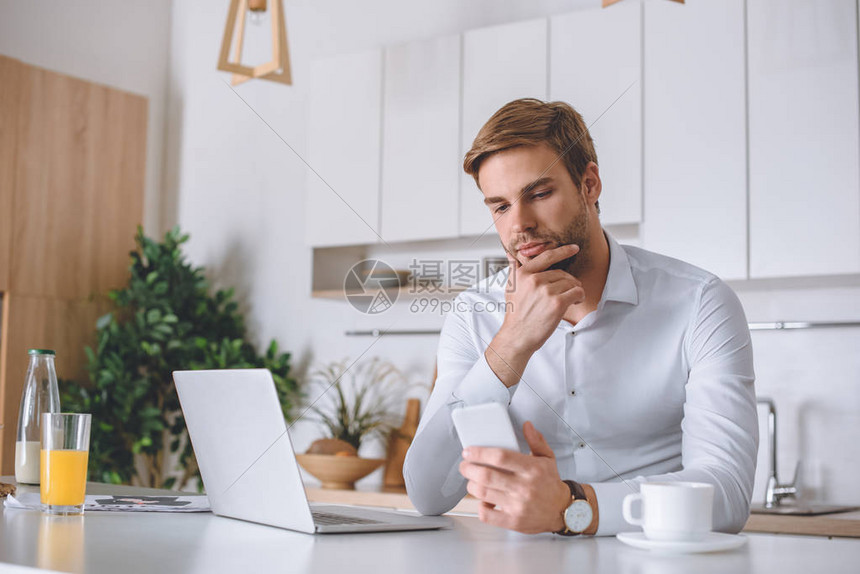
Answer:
[{"left": 297, "top": 357, "right": 409, "bottom": 489}]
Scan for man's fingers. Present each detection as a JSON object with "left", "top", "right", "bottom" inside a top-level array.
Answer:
[
  {"left": 459, "top": 460, "right": 519, "bottom": 493},
  {"left": 544, "top": 277, "right": 581, "bottom": 296},
  {"left": 540, "top": 269, "right": 582, "bottom": 285},
  {"left": 478, "top": 504, "right": 513, "bottom": 530},
  {"left": 559, "top": 285, "right": 586, "bottom": 306},
  {"left": 523, "top": 421, "right": 555, "bottom": 459},
  {"left": 466, "top": 480, "right": 508, "bottom": 508},
  {"left": 521, "top": 243, "right": 579, "bottom": 274},
  {"left": 461, "top": 447, "right": 532, "bottom": 474}
]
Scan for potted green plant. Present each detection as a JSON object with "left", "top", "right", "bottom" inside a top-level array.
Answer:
[
  {"left": 307, "top": 357, "right": 408, "bottom": 451},
  {"left": 296, "top": 357, "right": 411, "bottom": 489},
  {"left": 62, "top": 226, "right": 300, "bottom": 490}
]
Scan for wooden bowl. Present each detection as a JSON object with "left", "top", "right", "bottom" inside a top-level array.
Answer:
[{"left": 296, "top": 454, "right": 385, "bottom": 490}]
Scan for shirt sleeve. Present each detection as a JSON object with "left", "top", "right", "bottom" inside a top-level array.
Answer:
[
  {"left": 591, "top": 277, "right": 758, "bottom": 536},
  {"left": 403, "top": 299, "right": 517, "bottom": 515}
]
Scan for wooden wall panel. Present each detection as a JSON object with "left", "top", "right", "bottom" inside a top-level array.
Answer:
[
  {"left": 0, "top": 56, "right": 20, "bottom": 292},
  {"left": 11, "top": 66, "right": 98, "bottom": 298},
  {"left": 9, "top": 64, "right": 146, "bottom": 299},
  {"left": 0, "top": 58, "right": 147, "bottom": 474},
  {"left": 0, "top": 294, "right": 107, "bottom": 475},
  {"left": 92, "top": 89, "right": 148, "bottom": 291}
]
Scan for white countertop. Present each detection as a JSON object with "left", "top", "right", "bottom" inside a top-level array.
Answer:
[{"left": 2, "top": 479, "right": 860, "bottom": 574}]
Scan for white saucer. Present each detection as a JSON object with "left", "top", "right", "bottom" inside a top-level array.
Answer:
[{"left": 616, "top": 531, "right": 748, "bottom": 554}]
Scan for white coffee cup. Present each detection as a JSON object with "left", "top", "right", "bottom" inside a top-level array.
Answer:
[{"left": 622, "top": 481, "right": 714, "bottom": 542}]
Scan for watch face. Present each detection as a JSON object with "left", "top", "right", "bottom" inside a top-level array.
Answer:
[{"left": 564, "top": 499, "right": 593, "bottom": 533}]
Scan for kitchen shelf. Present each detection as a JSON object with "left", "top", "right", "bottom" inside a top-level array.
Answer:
[
  {"left": 345, "top": 329, "right": 442, "bottom": 337},
  {"left": 312, "top": 286, "right": 469, "bottom": 300},
  {"left": 748, "top": 321, "right": 860, "bottom": 331}
]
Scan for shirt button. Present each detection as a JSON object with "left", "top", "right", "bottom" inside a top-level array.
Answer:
[
  {"left": 578, "top": 442, "right": 586, "bottom": 449},
  {"left": 570, "top": 389, "right": 577, "bottom": 396}
]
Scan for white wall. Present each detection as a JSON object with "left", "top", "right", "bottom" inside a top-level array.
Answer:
[
  {"left": 0, "top": 0, "right": 172, "bottom": 235},
  {"left": 163, "top": 0, "right": 860, "bottom": 501}
]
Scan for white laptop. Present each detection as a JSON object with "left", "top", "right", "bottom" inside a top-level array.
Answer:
[{"left": 173, "top": 368, "right": 449, "bottom": 534}]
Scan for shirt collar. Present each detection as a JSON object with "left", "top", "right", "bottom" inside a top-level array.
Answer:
[{"left": 600, "top": 231, "right": 639, "bottom": 306}]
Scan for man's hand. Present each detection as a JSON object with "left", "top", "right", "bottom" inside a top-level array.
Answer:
[
  {"left": 485, "top": 244, "right": 585, "bottom": 388},
  {"left": 459, "top": 421, "right": 571, "bottom": 534},
  {"left": 503, "top": 243, "right": 585, "bottom": 353}
]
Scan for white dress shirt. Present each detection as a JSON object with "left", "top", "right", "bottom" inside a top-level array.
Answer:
[{"left": 404, "top": 232, "right": 758, "bottom": 536}]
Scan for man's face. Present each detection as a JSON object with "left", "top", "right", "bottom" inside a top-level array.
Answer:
[{"left": 478, "top": 144, "right": 595, "bottom": 276}]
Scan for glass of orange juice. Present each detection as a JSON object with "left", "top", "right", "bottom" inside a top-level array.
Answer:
[{"left": 40, "top": 413, "right": 91, "bottom": 515}]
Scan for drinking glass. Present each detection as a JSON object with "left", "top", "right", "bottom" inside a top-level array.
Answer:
[{"left": 40, "top": 413, "right": 91, "bottom": 515}]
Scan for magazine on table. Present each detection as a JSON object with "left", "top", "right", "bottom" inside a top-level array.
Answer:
[{"left": 5, "top": 492, "right": 211, "bottom": 512}]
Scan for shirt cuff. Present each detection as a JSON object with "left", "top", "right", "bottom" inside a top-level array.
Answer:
[
  {"left": 591, "top": 480, "right": 641, "bottom": 536},
  {"left": 452, "top": 352, "right": 517, "bottom": 406}
]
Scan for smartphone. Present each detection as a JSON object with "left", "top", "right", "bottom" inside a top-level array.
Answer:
[{"left": 451, "top": 402, "right": 520, "bottom": 452}]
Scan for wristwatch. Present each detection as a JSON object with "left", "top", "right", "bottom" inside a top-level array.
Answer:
[{"left": 555, "top": 480, "right": 598, "bottom": 536}]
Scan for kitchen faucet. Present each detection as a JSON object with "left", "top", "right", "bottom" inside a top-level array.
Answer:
[{"left": 758, "top": 397, "right": 801, "bottom": 508}]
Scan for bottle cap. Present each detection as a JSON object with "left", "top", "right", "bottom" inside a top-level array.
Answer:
[{"left": 27, "top": 349, "right": 56, "bottom": 356}]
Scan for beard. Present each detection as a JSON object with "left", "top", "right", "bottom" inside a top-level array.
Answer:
[{"left": 506, "top": 203, "right": 591, "bottom": 276}]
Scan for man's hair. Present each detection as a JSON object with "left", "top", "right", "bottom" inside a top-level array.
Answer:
[{"left": 463, "top": 98, "right": 599, "bottom": 212}]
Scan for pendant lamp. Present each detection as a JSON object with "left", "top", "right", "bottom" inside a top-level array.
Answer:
[{"left": 217, "top": 0, "right": 292, "bottom": 86}]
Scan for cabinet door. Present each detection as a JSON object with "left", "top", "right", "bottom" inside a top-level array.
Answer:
[
  {"left": 642, "top": 0, "right": 747, "bottom": 280},
  {"left": 381, "top": 35, "right": 461, "bottom": 243},
  {"left": 305, "top": 50, "right": 383, "bottom": 247},
  {"left": 460, "top": 19, "right": 548, "bottom": 238},
  {"left": 550, "top": 3, "right": 642, "bottom": 225},
  {"left": 11, "top": 60, "right": 146, "bottom": 299},
  {"left": 748, "top": 0, "right": 860, "bottom": 277},
  {"left": 0, "top": 56, "right": 20, "bottom": 292}
]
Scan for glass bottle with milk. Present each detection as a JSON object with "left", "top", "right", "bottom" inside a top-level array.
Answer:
[{"left": 15, "top": 349, "right": 61, "bottom": 484}]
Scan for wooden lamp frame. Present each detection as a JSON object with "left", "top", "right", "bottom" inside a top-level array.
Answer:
[{"left": 217, "top": 0, "right": 292, "bottom": 86}]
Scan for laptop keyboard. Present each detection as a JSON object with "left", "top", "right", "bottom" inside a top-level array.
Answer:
[{"left": 312, "top": 510, "right": 383, "bottom": 526}]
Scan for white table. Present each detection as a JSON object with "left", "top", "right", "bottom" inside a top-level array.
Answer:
[{"left": 2, "top": 480, "right": 859, "bottom": 574}]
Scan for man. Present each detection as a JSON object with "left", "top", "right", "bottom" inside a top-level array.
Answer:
[{"left": 403, "top": 98, "right": 758, "bottom": 536}]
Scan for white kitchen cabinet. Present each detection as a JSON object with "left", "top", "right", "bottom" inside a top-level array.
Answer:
[
  {"left": 459, "top": 18, "right": 548, "bottom": 238},
  {"left": 305, "top": 50, "right": 383, "bottom": 247},
  {"left": 641, "top": 0, "right": 748, "bottom": 280},
  {"left": 381, "top": 35, "right": 461, "bottom": 243},
  {"left": 549, "top": 3, "right": 642, "bottom": 226},
  {"left": 748, "top": 0, "right": 860, "bottom": 278}
]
